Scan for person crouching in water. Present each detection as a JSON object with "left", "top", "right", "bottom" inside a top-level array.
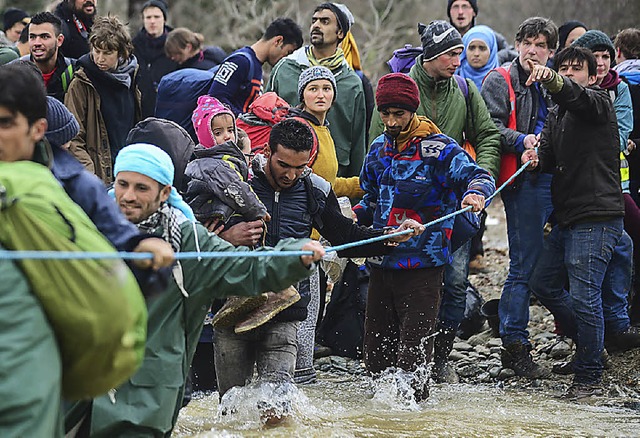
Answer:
[{"left": 354, "top": 73, "right": 495, "bottom": 401}]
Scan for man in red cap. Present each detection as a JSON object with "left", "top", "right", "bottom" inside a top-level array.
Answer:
[{"left": 354, "top": 73, "right": 495, "bottom": 401}]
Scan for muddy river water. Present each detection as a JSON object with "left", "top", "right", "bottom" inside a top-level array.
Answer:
[{"left": 174, "top": 371, "right": 640, "bottom": 437}]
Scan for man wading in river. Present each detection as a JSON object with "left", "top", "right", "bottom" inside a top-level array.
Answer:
[{"left": 354, "top": 73, "right": 494, "bottom": 400}]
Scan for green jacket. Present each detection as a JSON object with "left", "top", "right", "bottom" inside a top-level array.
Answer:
[
  {"left": 369, "top": 55, "right": 501, "bottom": 179},
  {"left": 266, "top": 46, "right": 367, "bottom": 178},
  {"left": 0, "top": 253, "right": 63, "bottom": 438},
  {"left": 89, "top": 215, "right": 314, "bottom": 437}
]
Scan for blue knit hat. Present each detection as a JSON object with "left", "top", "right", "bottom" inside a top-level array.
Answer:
[
  {"left": 45, "top": 96, "right": 79, "bottom": 148},
  {"left": 572, "top": 30, "right": 616, "bottom": 66},
  {"left": 113, "top": 143, "right": 196, "bottom": 221}
]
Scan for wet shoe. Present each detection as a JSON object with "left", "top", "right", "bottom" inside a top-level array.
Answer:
[
  {"left": 212, "top": 294, "right": 269, "bottom": 329},
  {"left": 234, "top": 286, "right": 300, "bottom": 334},
  {"left": 501, "top": 342, "right": 550, "bottom": 379},
  {"left": 433, "top": 330, "right": 459, "bottom": 383},
  {"left": 563, "top": 382, "right": 604, "bottom": 400},
  {"left": 604, "top": 326, "right": 640, "bottom": 353},
  {"left": 432, "top": 360, "right": 459, "bottom": 384}
]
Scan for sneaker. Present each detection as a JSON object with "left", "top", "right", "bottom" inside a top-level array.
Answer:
[
  {"left": 563, "top": 382, "right": 604, "bottom": 400},
  {"left": 604, "top": 326, "right": 640, "bottom": 353},
  {"left": 211, "top": 294, "right": 269, "bottom": 329},
  {"left": 234, "top": 286, "right": 300, "bottom": 334},
  {"left": 501, "top": 342, "right": 550, "bottom": 379}
]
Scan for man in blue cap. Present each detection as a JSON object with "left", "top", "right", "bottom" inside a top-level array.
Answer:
[{"left": 80, "top": 142, "right": 325, "bottom": 437}]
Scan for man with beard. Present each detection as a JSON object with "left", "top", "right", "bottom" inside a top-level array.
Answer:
[
  {"left": 21, "top": 12, "right": 75, "bottom": 102},
  {"left": 54, "top": 0, "right": 97, "bottom": 59},
  {"left": 266, "top": 3, "right": 367, "bottom": 177},
  {"left": 133, "top": 0, "right": 177, "bottom": 118}
]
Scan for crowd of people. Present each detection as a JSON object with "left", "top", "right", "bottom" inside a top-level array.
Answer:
[{"left": 1, "top": 0, "right": 640, "bottom": 436}]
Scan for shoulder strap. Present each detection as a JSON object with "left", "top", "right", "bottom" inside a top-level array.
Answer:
[
  {"left": 454, "top": 74, "right": 474, "bottom": 141},
  {"left": 61, "top": 62, "right": 75, "bottom": 93},
  {"left": 495, "top": 66, "right": 517, "bottom": 129},
  {"left": 302, "top": 174, "right": 323, "bottom": 229}
]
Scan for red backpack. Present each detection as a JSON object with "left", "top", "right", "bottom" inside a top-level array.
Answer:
[{"left": 237, "top": 92, "right": 318, "bottom": 165}]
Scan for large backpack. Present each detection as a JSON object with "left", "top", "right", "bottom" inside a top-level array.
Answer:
[
  {"left": 0, "top": 161, "right": 147, "bottom": 400},
  {"left": 155, "top": 51, "right": 253, "bottom": 141},
  {"left": 237, "top": 92, "right": 319, "bottom": 166},
  {"left": 387, "top": 44, "right": 423, "bottom": 74}
]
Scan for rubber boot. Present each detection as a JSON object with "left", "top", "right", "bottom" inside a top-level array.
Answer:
[{"left": 432, "top": 330, "right": 459, "bottom": 384}]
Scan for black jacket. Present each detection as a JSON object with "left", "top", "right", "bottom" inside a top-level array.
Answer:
[
  {"left": 249, "top": 156, "right": 390, "bottom": 321},
  {"left": 133, "top": 27, "right": 178, "bottom": 118},
  {"left": 19, "top": 52, "right": 75, "bottom": 102},
  {"left": 54, "top": 2, "right": 92, "bottom": 59},
  {"left": 539, "top": 78, "right": 624, "bottom": 227}
]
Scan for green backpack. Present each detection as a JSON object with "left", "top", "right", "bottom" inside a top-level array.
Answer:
[{"left": 0, "top": 161, "right": 147, "bottom": 400}]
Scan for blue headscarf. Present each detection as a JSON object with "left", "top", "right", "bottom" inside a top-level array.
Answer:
[
  {"left": 458, "top": 25, "right": 499, "bottom": 91},
  {"left": 111, "top": 143, "right": 196, "bottom": 221}
]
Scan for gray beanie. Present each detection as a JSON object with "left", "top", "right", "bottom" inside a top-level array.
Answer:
[
  {"left": 45, "top": 96, "right": 79, "bottom": 148},
  {"left": 418, "top": 20, "right": 464, "bottom": 61},
  {"left": 298, "top": 65, "right": 337, "bottom": 102}
]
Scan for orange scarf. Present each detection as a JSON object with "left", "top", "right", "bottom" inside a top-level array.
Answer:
[{"left": 394, "top": 115, "right": 441, "bottom": 151}]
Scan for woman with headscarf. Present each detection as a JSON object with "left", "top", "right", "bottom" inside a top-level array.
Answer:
[{"left": 457, "top": 24, "right": 499, "bottom": 91}]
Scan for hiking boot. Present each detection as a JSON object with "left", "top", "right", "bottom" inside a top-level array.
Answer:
[
  {"left": 562, "top": 382, "right": 604, "bottom": 400},
  {"left": 432, "top": 330, "right": 459, "bottom": 384},
  {"left": 552, "top": 350, "right": 611, "bottom": 375},
  {"left": 234, "top": 286, "right": 300, "bottom": 334},
  {"left": 604, "top": 326, "right": 640, "bottom": 353},
  {"left": 501, "top": 342, "right": 550, "bottom": 379},
  {"left": 211, "top": 294, "right": 269, "bottom": 329}
]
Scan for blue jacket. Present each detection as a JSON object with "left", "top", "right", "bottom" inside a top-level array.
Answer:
[{"left": 354, "top": 132, "right": 495, "bottom": 269}]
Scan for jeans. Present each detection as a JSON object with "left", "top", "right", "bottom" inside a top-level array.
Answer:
[
  {"left": 499, "top": 173, "right": 554, "bottom": 345},
  {"left": 364, "top": 267, "right": 443, "bottom": 374},
  {"left": 602, "top": 230, "right": 632, "bottom": 334},
  {"left": 213, "top": 321, "right": 300, "bottom": 397},
  {"left": 438, "top": 240, "right": 471, "bottom": 331},
  {"left": 529, "top": 219, "right": 623, "bottom": 384}
]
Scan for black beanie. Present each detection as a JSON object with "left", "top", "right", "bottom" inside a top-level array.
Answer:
[
  {"left": 142, "top": 0, "right": 168, "bottom": 20},
  {"left": 3, "top": 7, "right": 28, "bottom": 32},
  {"left": 446, "top": 0, "right": 478, "bottom": 22},
  {"left": 558, "top": 20, "right": 587, "bottom": 49}
]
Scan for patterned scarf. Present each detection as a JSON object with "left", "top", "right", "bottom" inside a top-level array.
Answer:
[
  {"left": 306, "top": 46, "right": 346, "bottom": 72},
  {"left": 136, "top": 203, "right": 183, "bottom": 253},
  {"left": 394, "top": 115, "right": 441, "bottom": 152}
]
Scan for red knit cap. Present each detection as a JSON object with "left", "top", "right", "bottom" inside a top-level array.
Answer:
[{"left": 375, "top": 73, "right": 420, "bottom": 113}]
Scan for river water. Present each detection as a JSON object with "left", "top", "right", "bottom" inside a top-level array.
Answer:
[{"left": 174, "top": 370, "right": 640, "bottom": 437}]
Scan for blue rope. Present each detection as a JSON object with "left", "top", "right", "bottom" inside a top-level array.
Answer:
[{"left": 0, "top": 162, "right": 531, "bottom": 261}]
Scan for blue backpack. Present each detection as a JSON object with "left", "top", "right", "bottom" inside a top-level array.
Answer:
[{"left": 155, "top": 51, "right": 253, "bottom": 141}]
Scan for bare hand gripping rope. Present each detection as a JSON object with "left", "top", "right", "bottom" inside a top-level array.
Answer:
[{"left": 0, "top": 162, "right": 531, "bottom": 261}]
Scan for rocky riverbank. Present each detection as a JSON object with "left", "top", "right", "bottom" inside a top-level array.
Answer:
[{"left": 314, "top": 200, "right": 640, "bottom": 403}]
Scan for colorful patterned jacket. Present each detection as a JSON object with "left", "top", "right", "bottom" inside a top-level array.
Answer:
[{"left": 354, "top": 131, "right": 495, "bottom": 269}]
